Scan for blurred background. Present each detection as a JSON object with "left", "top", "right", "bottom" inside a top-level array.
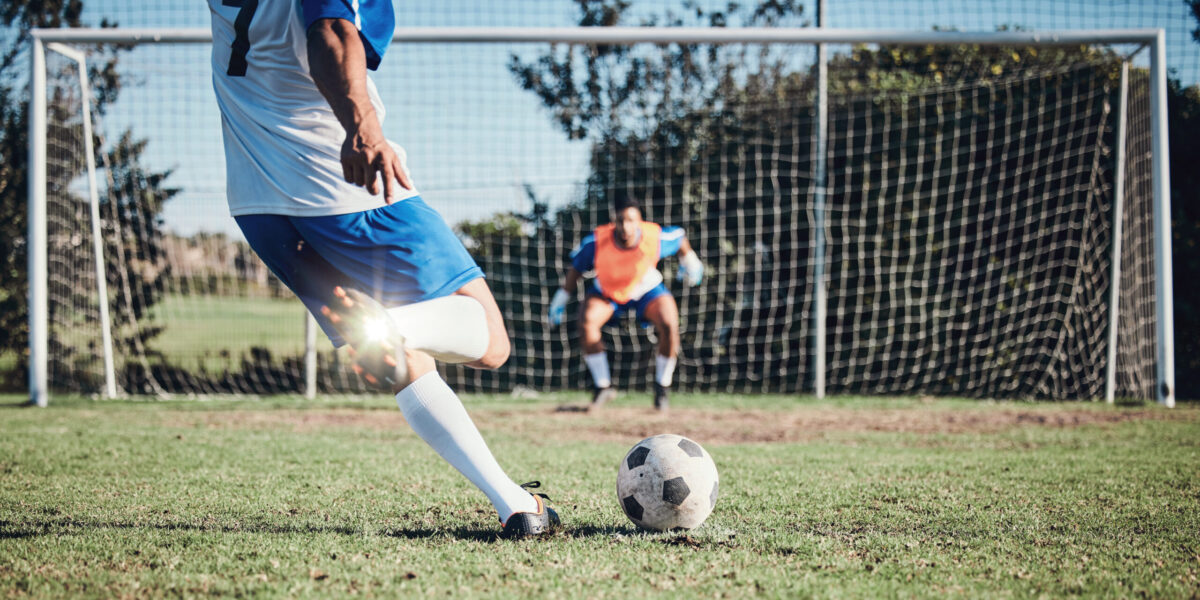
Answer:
[{"left": 1, "top": 0, "right": 1197, "bottom": 400}]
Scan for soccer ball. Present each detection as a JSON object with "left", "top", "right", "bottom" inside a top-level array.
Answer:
[{"left": 616, "top": 434, "right": 719, "bottom": 531}]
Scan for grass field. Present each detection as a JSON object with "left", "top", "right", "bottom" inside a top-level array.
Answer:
[
  {"left": 147, "top": 294, "right": 310, "bottom": 372},
  {"left": 1, "top": 393, "right": 1197, "bottom": 598}
]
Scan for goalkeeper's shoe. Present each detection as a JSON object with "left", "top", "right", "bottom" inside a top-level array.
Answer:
[
  {"left": 500, "top": 481, "right": 560, "bottom": 539},
  {"left": 320, "top": 286, "right": 409, "bottom": 389},
  {"left": 654, "top": 384, "right": 669, "bottom": 412},
  {"left": 590, "top": 386, "right": 617, "bottom": 411}
]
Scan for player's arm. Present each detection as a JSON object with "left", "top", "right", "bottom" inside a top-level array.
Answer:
[
  {"left": 306, "top": 18, "right": 412, "bottom": 201},
  {"left": 548, "top": 268, "right": 581, "bottom": 327},
  {"left": 678, "top": 236, "right": 696, "bottom": 259},
  {"left": 663, "top": 227, "right": 704, "bottom": 286},
  {"left": 562, "top": 267, "right": 583, "bottom": 294},
  {"left": 548, "top": 236, "right": 595, "bottom": 326}
]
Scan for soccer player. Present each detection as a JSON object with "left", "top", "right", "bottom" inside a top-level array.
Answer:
[
  {"left": 547, "top": 195, "right": 704, "bottom": 412},
  {"left": 207, "top": 0, "right": 557, "bottom": 538}
]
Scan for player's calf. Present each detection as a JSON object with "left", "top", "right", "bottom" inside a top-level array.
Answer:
[{"left": 654, "top": 383, "right": 669, "bottom": 412}]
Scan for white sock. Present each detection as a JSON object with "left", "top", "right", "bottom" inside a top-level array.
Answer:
[
  {"left": 655, "top": 354, "right": 677, "bottom": 387},
  {"left": 386, "top": 295, "right": 489, "bottom": 363},
  {"left": 395, "top": 372, "right": 537, "bottom": 523},
  {"left": 584, "top": 351, "right": 612, "bottom": 389}
]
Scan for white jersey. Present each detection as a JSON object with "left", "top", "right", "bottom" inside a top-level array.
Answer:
[{"left": 208, "top": 0, "right": 417, "bottom": 217}]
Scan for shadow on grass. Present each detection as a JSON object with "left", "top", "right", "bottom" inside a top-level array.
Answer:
[
  {"left": 1, "top": 518, "right": 648, "bottom": 543},
  {"left": 561, "top": 524, "right": 644, "bottom": 537},
  {"left": 1, "top": 518, "right": 366, "bottom": 538},
  {"left": 0, "top": 528, "right": 42, "bottom": 539},
  {"left": 0, "top": 400, "right": 36, "bottom": 409},
  {"left": 383, "top": 523, "right": 647, "bottom": 542}
]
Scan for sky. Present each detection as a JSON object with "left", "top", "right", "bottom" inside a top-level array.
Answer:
[{"left": 59, "top": 0, "right": 1199, "bottom": 239}]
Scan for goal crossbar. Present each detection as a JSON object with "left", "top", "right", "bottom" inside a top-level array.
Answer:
[
  {"left": 30, "top": 26, "right": 1164, "bottom": 46},
  {"left": 26, "top": 27, "right": 1175, "bottom": 406}
]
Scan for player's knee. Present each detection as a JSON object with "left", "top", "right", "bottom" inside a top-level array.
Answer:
[
  {"left": 581, "top": 318, "right": 603, "bottom": 339},
  {"left": 475, "top": 333, "right": 510, "bottom": 370}
]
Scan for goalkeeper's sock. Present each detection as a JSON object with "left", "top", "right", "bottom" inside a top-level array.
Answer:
[
  {"left": 584, "top": 351, "right": 612, "bottom": 389},
  {"left": 395, "top": 372, "right": 538, "bottom": 522},
  {"left": 386, "top": 295, "right": 489, "bottom": 364},
  {"left": 655, "top": 354, "right": 677, "bottom": 387}
]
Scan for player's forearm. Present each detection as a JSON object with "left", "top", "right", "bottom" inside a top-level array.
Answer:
[
  {"left": 562, "top": 269, "right": 581, "bottom": 294},
  {"left": 306, "top": 18, "right": 379, "bottom": 136},
  {"left": 679, "top": 236, "right": 696, "bottom": 258}
]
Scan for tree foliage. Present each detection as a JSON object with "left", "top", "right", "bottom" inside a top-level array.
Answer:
[{"left": 0, "top": 1, "right": 175, "bottom": 392}]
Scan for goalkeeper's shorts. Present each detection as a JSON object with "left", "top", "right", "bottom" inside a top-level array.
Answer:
[
  {"left": 588, "top": 281, "right": 671, "bottom": 328},
  {"left": 235, "top": 196, "right": 483, "bottom": 347}
]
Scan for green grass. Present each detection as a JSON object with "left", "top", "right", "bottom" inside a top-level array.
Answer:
[
  {"left": 0, "top": 393, "right": 1197, "bottom": 598},
  {"left": 147, "top": 294, "right": 310, "bottom": 372}
]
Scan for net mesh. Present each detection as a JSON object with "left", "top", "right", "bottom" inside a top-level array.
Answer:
[{"left": 39, "top": 32, "right": 1158, "bottom": 399}]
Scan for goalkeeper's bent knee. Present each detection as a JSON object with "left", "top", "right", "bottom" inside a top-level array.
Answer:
[{"left": 386, "top": 295, "right": 490, "bottom": 364}]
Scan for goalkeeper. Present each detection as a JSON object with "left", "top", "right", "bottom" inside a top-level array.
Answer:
[{"left": 547, "top": 195, "right": 704, "bottom": 412}]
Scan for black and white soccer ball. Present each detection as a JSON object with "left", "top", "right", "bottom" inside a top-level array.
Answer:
[{"left": 616, "top": 434, "right": 719, "bottom": 531}]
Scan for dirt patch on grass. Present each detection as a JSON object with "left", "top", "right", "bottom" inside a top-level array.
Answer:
[
  {"left": 164, "top": 403, "right": 1193, "bottom": 445},
  {"left": 472, "top": 405, "right": 1187, "bottom": 445}
]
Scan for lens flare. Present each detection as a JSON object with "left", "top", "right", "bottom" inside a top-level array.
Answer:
[{"left": 363, "top": 317, "right": 390, "bottom": 343}]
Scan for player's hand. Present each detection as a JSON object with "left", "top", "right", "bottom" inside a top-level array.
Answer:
[
  {"left": 678, "top": 251, "right": 704, "bottom": 287},
  {"left": 342, "top": 121, "right": 413, "bottom": 203},
  {"left": 547, "top": 288, "right": 570, "bottom": 326}
]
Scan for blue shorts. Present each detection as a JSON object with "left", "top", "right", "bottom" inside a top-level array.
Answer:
[
  {"left": 235, "top": 196, "right": 483, "bottom": 347},
  {"left": 588, "top": 281, "right": 671, "bottom": 328}
]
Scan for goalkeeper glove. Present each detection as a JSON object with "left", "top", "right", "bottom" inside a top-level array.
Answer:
[
  {"left": 547, "top": 288, "right": 570, "bottom": 326},
  {"left": 678, "top": 251, "right": 704, "bottom": 287}
]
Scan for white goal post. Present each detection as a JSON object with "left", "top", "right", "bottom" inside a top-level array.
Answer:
[{"left": 27, "top": 26, "right": 1174, "bottom": 406}]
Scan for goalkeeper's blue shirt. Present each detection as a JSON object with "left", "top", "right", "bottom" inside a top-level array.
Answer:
[{"left": 208, "top": 0, "right": 419, "bottom": 217}]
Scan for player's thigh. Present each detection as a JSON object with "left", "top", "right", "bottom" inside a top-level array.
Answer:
[
  {"left": 235, "top": 214, "right": 354, "bottom": 342},
  {"left": 581, "top": 296, "right": 616, "bottom": 333},
  {"left": 452, "top": 277, "right": 510, "bottom": 367},
  {"left": 291, "top": 197, "right": 484, "bottom": 307},
  {"left": 642, "top": 293, "right": 679, "bottom": 333}
]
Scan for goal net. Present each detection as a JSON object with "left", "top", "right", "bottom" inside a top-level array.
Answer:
[{"left": 30, "top": 28, "right": 1168, "bottom": 402}]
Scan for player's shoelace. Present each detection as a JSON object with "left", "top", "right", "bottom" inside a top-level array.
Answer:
[{"left": 518, "top": 481, "right": 553, "bottom": 504}]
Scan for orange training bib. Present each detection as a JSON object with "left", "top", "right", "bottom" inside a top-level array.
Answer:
[{"left": 594, "top": 222, "right": 662, "bottom": 303}]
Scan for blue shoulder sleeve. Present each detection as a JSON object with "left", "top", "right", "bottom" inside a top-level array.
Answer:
[
  {"left": 660, "top": 226, "right": 685, "bottom": 258},
  {"left": 570, "top": 235, "right": 596, "bottom": 273},
  {"left": 302, "top": 0, "right": 395, "bottom": 70}
]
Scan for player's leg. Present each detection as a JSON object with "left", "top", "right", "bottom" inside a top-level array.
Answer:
[
  {"left": 315, "top": 299, "right": 546, "bottom": 531},
  {"left": 377, "top": 276, "right": 546, "bottom": 532},
  {"left": 392, "top": 346, "right": 551, "bottom": 534},
  {"left": 641, "top": 291, "right": 680, "bottom": 411},
  {"left": 262, "top": 200, "right": 552, "bottom": 534},
  {"left": 580, "top": 295, "right": 618, "bottom": 408}
]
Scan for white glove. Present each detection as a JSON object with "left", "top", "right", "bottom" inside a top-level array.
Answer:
[
  {"left": 547, "top": 288, "right": 570, "bottom": 326},
  {"left": 678, "top": 251, "right": 704, "bottom": 287}
]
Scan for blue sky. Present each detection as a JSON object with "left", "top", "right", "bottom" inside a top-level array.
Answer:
[{"left": 68, "top": 0, "right": 1198, "bottom": 238}]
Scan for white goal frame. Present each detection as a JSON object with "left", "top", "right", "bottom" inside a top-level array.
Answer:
[{"left": 27, "top": 26, "right": 1175, "bottom": 407}]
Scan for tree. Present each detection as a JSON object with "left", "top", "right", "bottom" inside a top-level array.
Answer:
[
  {"left": 0, "top": 2, "right": 176, "bottom": 392},
  {"left": 1191, "top": 0, "right": 1200, "bottom": 43}
]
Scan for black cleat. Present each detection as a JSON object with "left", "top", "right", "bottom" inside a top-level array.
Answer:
[
  {"left": 654, "top": 384, "right": 669, "bottom": 412},
  {"left": 590, "top": 386, "right": 617, "bottom": 411},
  {"left": 500, "top": 481, "right": 559, "bottom": 539},
  {"left": 320, "top": 286, "right": 409, "bottom": 389}
]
